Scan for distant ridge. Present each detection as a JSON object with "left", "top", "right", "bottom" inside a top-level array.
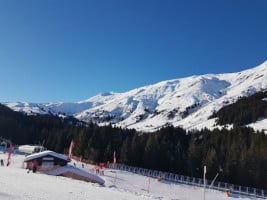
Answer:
[{"left": 3, "top": 61, "right": 267, "bottom": 132}]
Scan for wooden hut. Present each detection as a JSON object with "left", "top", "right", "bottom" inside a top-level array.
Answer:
[
  {"left": 23, "top": 150, "right": 105, "bottom": 185},
  {"left": 24, "top": 150, "right": 70, "bottom": 171}
]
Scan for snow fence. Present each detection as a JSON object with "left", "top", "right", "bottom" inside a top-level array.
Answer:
[{"left": 109, "top": 163, "right": 267, "bottom": 199}]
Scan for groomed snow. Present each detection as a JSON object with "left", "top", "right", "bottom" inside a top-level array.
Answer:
[{"left": 0, "top": 151, "right": 258, "bottom": 200}]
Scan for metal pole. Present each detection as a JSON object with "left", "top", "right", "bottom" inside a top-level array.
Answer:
[
  {"left": 209, "top": 172, "right": 219, "bottom": 188},
  {"left": 204, "top": 166, "right": 206, "bottom": 200}
]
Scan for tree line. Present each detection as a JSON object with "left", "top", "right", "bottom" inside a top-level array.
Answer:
[
  {"left": 0, "top": 100, "right": 266, "bottom": 189},
  {"left": 210, "top": 90, "right": 267, "bottom": 126}
]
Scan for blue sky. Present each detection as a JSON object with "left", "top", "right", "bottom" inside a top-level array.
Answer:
[{"left": 0, "top": 0, "right": 266, "bottom": 102}]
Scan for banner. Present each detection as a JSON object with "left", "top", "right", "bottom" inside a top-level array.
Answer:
[
  {"left": 113, "top": 151, "right": 116, "bottom": 164},
  {"left": 7, "top": 143, "right": 12, "bottom": 166},
  {"left": 68, "top": 140, "right": 74, "bottom": 160}
]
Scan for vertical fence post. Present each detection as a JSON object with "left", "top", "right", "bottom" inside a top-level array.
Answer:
[{"left": 147, "top": 177, "right": 151, "bottom": 193}]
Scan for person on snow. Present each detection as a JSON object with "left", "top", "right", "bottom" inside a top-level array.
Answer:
[{"left": 32, "top": 160, "right": 38, "bottom": 173}]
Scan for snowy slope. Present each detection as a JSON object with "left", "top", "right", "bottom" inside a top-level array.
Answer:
[
  {"left": 0, "top": 151, "right": 257, "bottom": 200},
  {"left": 3, "top": 61, "right": 267, "bottom": 132}
]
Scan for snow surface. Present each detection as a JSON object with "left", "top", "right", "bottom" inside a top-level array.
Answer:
[
  {"left": 3, "top": 61, "right": 267, "bottom": 132},
  {"left": 0, "top": 151, "right": 259, "bottom": 200},
  {"left": 247, "top": 118, "right": 267, "bottom": 133}
]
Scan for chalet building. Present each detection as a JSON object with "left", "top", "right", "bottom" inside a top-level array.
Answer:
[
  {"left": 24, "top": 150, "right": 70, "bottom": 171},
  {"left": 23, "top": 150, "right": 105, "bottom": 185},
  {"left": 18, "top": 145, "right": 45, "bottom": 155}
]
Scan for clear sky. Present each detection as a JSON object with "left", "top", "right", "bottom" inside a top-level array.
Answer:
[{"left": 0, "top": 0, "right": 266, "bottom": 102}]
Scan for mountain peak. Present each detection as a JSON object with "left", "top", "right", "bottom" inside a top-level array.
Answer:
[{"left": 3, "top": 61, "right": 267, "bottom": 132}]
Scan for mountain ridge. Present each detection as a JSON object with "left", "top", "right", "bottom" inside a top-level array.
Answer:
[{"left": 3, "top": 61, "right": 267, "bottom": 132}]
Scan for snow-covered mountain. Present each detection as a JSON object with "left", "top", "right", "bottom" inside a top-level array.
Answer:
[{"left": 3, "top": 61, "right": 267, "bottom": 132}]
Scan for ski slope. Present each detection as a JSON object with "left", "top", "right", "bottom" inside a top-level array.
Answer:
[{"left": 0, "top": 151, "right": 258, "bottom": 200}]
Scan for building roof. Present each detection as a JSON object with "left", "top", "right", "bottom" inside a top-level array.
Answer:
[
  {"left": 18, "top": 145, "right": 44, "bottom": 154},
  {"left": 45, "top": 165, "right": 105, "bottom": 185},
  {"left": 24, "top": 150, "right": 70, "bottom": 162}
]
